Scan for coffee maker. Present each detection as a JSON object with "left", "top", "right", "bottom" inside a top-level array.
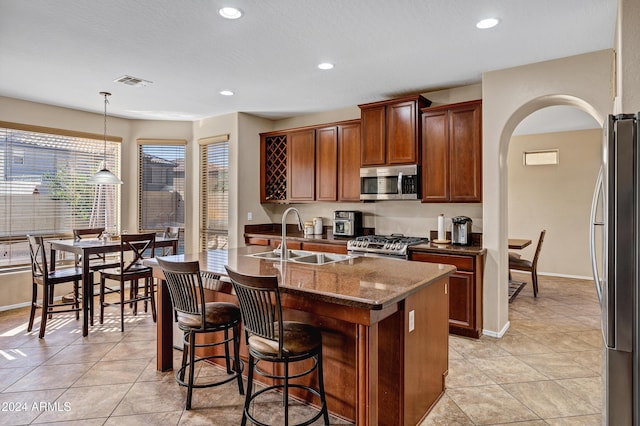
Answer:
[{"left": 451, "top": 216, "right": 472, "bottom": 245}]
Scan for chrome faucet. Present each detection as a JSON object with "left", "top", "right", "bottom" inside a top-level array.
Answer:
[{"left": 281, "top": 207, "right": 304, "bottom": 261}]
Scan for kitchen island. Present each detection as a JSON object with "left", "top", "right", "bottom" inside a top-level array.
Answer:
[{"left": 149, "top": 246, "right": 455, "bottom": 425}]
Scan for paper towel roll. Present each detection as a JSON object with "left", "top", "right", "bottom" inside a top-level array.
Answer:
[{"left": 437, "top": 214, "right": 445, "bottom": 241}]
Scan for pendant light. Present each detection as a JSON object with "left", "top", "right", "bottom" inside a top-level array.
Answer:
[{"left": 87, "top": 91, "right": 122, "bottom": 185}]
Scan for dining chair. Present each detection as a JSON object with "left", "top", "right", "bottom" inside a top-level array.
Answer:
[
  {"left": 27, "top": 235, "right": 83, "bottom": 338},
  {"left": 225, "top": 266, "right": 330, "bottom": 426},
  {"left": 509, "top": 230, "right": 546, "bottom": 297},
  {"left": 156, "top": 258, "right": 244, "bottom": 410},
  {"left": 98, "top": 232, "right": 157, "bottom": 332},
  {"left": 72, "top": 227, "right": 120, "bottom": 325},
  {"left": 159, "top": 226, "right": 181, "bottom": 256}
]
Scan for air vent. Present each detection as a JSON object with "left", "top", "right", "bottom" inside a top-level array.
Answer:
[{"left": 113, "top": 75, "right": 153, "bottom": 87}]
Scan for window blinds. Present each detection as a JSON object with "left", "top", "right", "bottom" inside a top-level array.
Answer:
[
  {"left": 199, "top": 135, "right": 229, "bottom": 251},
  {"left": 137, "top": 140, "right": 186, "bottom": 234},
  {"left": 0, "top": 123, "right": 121, "bottom": 267}
]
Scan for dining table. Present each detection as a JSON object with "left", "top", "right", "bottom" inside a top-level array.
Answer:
[
  {"left": 48, "top": 236, "right": 178, "bottom": 336},
  {"left": 508, "top": 238, "right": 532, "bottom": 250}
]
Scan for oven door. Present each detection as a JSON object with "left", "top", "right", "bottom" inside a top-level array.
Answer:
[{"left": 348, "top": 250, "right": 407, "bottom": 260}]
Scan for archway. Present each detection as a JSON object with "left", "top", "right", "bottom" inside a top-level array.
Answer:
[{"left": 505, "top": 101, "right": 603, "bottom": 306}]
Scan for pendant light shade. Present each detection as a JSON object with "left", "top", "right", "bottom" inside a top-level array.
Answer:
[{"left": 87, "top": 91, "right": 122, "bottom": 185}]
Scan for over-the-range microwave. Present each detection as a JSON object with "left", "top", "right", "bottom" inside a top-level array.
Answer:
[{"left": 360, "top": 164, "right": 419, "bottom": 200}]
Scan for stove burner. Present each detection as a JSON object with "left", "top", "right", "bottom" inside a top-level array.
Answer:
[{"left": 347, "top": 234, "right": 428, "bottom": 258}]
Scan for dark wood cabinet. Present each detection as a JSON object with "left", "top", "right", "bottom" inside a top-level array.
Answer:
[
  {"left": 260, "top": 120, "right": 361, "bottom": 203},
  {"left": 359, "top": 95, "right": 430, "bottom": 167},
  {"left": 409, "top": 250, "right": 484, "bottom": 338},
  {"left": 287, "top": 129, "right": 315, "bottom": 201},
  {"left": 315, "top": 126, "right": 338, "bottom": 201},
  {"left": 337, "top": 121, "right": 361, "bottom": 201},
  {"left": 421, "top": 100, "right": 482, "bottom": 203}
]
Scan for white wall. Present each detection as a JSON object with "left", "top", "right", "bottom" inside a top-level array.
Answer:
[{"left": 508, "top": 129, "right": 602, "bottom": 278}]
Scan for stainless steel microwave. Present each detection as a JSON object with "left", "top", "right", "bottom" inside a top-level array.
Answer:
[{"left": 360, "top": 165, "right": 419, "bottom": 200}]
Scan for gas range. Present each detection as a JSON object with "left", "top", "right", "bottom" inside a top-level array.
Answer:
[{"left": 347, "top": 234, "right": 428, "bottom": 259}]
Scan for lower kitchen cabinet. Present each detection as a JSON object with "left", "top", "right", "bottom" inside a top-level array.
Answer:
[{"left": 409, "top": 251, "right": 484, "bottom": 338}]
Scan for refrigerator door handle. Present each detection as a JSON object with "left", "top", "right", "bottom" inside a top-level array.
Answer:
[{"left": 589, "top": 166, "right": 604, "bottom": 305}]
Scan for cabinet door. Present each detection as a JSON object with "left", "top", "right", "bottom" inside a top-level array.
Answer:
[
  {"left": 448, "top": 271, "right": 474, "bottom": 330},
  {"left": 288, "top": 129, "right": 315, "bottom": 201},
  {"left": 316, "top": 126, "right": 338, "bottom": 201},
  {"left": 421, "top": 110, "right": 450, "bottom": 202},
  {"left": 360, "top": 105, "right": 386, "bottom": 166},
  {"left": 386, "top": 100, "right": 418, "bottom": 164},
  {"left": 338, "top": 122, "right": 361, "bottom": 201},
  {"left": 449, "top": 102, "right": 482, "bottom": 202}
]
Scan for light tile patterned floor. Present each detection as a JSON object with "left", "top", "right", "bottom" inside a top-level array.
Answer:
[{"left": 0, "top": 273, "right": 601, "bottom": 425}]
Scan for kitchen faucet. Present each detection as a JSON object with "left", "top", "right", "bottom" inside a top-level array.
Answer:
[{"left": 281, "top": 207, "right": 304, "bottom": 261}]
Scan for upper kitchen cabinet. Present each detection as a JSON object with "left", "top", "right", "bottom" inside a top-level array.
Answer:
[
  {"left": 421, "top": 100, "right": 482, "bottom": 203},
  {"left": 315, "top": 125, "right": 338, "bottom": 201},
  {"left": 337, "top": 121, "right": 361, "bottom": 202},
  {"left": 260, "top": 133, "right": 288, "bottom": 203},
  {"left": 288, "top": 128, "right": 316, "bottom": 201},
  {"left": 359, "top": 94, "right": 431, "bottom": 166},
  {"left": 260, "top": 119, "right": 361, "bottom": 203}
]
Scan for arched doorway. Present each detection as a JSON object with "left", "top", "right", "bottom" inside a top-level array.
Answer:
[{"left": 506, "top": 104, "right": 602, "bottom": 307}]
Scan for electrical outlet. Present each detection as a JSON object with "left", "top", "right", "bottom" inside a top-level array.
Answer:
[
  {"left": 247, "top": 212, "right": 253, "bottom": 221},
  {"left": 409, "top": 310, "right": 415, "bottom": 332}
]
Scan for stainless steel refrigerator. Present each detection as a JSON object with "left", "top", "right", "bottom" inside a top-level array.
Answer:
[{"left": 590, "top": 113, "right": 639, "bottom": 426}]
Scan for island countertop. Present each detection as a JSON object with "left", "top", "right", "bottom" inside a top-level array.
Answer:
[{"left": 152, "top": 245, "right": 456, "bottom": 310}]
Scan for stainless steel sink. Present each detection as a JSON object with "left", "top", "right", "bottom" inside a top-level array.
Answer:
[
  {"left": 247, "top": 250, "right": 351, "bottom": 265},
  {"left": 289, "top": 252, "right": 351, "bottom": 265},
  {"left": 247, "top": 249, "right": 305, "bottom": 260}
]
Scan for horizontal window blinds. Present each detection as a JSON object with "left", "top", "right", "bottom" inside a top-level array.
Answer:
[
  {"left": 138, "top": 141, "right": 185, "bottom": 252},
  {"left": 0, "top": 124, "right": 121, "bottom": 268},
  {"left": 200, "top": 136, "right": 229, "bottom": 251}
]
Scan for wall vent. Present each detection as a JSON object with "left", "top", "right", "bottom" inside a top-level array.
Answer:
[{"left": 113, "top": 75, "right": 152, "bottom": 87}]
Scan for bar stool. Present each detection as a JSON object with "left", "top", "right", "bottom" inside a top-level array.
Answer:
[
  {"left": 225, "top": 266, "right": 330, "bottom": 426},
  {"left": 157, "top": 258, "right": 244, "bottom": 410}
]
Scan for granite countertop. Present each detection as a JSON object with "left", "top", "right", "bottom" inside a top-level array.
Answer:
[
  {"left": 154, "top": 246, "right": 456, "bottom": 310},
  {"left": 244, "top": 225, "right": 486, "bottom": 256}
]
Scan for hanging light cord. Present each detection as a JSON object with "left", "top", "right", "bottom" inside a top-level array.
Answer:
[{"left": 100, "top": 91, "right": 111, "bottom": 167}]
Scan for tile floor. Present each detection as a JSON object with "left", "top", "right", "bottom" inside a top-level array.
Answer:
[{"left": 0, "top": 273, "right": 602, "bottom": 425}]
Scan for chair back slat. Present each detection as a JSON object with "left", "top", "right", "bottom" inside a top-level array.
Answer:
[
  {"left": 531, "top": 230, "right": 546, "bottom": 266},
  {"left": 120, "top": 233, "right": 156, "bottom": 272},
  {"left": 157, "top": 258, "right": 206, "bottom": 323},
  {"left": 225, "top": 266, "right": 283, "bottom": 357},
  {"left": 27, "top": 235, "right": 47, "bottom": 279}
]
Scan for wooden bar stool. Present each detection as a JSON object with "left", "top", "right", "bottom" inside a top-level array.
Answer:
[
  {"left": 157, "top": 258, "right": 244, "bottom": 410},
  {"left": 225, "top": 266, "right": 330, "bottom": 426}
]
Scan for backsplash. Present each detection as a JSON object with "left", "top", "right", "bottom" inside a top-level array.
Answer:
[{"left": 262, "top": 201, "right": 482, "bottom": 238}]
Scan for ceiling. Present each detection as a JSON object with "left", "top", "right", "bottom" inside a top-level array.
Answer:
[{"left": 0, "top": 0, "right": 617, "bottom": 123}]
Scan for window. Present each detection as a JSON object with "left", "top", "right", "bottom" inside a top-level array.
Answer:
[
  {"left": 523, "top": 149, "right": 559, "bottom": 166},
  {"left": 0, "top": 121, "right": 121, "bottom": 268},
  {"left": 200, "top": 135, "right": 229, "bottom": 251},
  {"left": 138, "top": 139, "right": 186, "bottom": 252}
]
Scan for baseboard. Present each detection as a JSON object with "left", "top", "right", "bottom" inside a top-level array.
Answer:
[
  {"left": 537, "top": 271, "right": 594, "bottom": 281},
  {"left": 0, "top": 285, "right": 129, "bottom": 313},
  {"left": 483, "top": 321, "right": 510, "bottom": 338}
]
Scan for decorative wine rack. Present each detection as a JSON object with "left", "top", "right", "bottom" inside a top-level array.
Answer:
[{"left": 264, "top": 135, "right": 287, "bottom": 201}]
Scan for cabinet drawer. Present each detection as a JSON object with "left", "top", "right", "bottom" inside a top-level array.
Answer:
[
  {"left": 301, "top": 242, "right": 347, "bottom": 254},
  {"left": 246, "top": 237, "right": 270, "bottom": 246},
  {"left": 410, "top": 252, "right": 474, "bottom": 272}
]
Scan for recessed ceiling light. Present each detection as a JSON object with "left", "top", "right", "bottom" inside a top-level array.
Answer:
[
  {"left": 220, "top": 90, "right": 234, "bottom": 96},
  {"left": 317, "top": 62, "right": 334, "bottom": 70},
  {"left": 218, "top": 7, "right": 243, "bottom": 19},
  {"left": 476, "top": 18, "right": 499, "bottom": 29}
]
